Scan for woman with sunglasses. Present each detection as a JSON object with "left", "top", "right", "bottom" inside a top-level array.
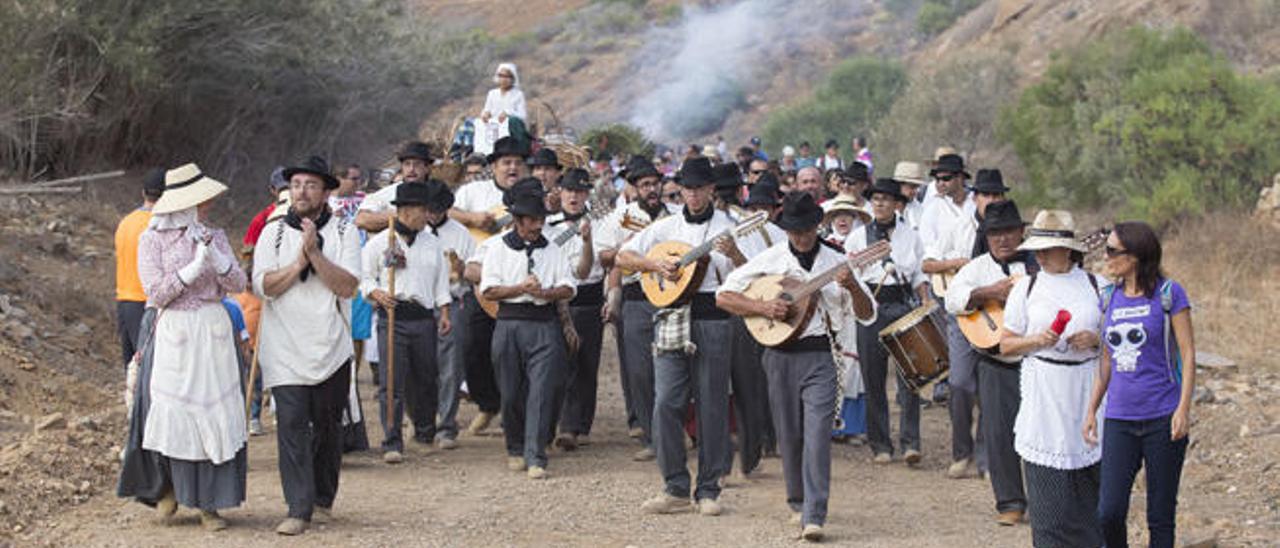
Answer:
[{"left": 1084, "top": 222, "right": 1195, "bottom": 548}]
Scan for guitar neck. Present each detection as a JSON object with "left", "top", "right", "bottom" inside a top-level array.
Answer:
[
  {"left": 785, "top": 241, "right": 890, "bottom": 301},
  {"left": 678, "top": 227, "right": 734, "bottom": 268}
]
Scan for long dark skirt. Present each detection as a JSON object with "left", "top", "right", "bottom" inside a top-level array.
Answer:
[
  {"left": 1024, "top": 461, "right": 1102, "bottom": 548},
  {"left": 117, "top": 308, "right": 248, "bottom": 512}
]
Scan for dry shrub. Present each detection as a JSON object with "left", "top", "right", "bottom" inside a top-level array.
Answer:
[{"left": 1162, "top": 211, "right": 1280, "bottom": 371}]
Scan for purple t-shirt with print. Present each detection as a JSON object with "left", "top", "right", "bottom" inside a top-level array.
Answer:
[{"left": 1103, "top": 279, "right": 1190, "bottom": 420}]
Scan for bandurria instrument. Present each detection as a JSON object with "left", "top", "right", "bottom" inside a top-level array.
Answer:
[
  {"left": 742, "top": 240, "right": 890, "bottom": 346},
  {"left": 640, "top": 211, "right": 769, "bottom": 308}
]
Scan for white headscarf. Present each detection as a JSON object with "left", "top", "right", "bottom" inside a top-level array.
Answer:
[
  {"left": 148, "top": 206, "right": 209, "bottom": 242},
  {"left": 493, "top": 62, "right": 520, "bottom": 88}
]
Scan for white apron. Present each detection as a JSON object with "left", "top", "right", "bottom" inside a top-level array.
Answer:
[{"left": 143, "top": 303, "right": 247, "bottom": 464}]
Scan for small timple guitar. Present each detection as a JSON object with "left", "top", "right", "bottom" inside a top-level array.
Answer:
[
  {"left": 956, "top": 227, "right": 1110, "bottom": 354},
  {"left": 640, "top": 211, "right": 769, "bottom": 308},
  {"left": 743, "top": 241, "right": 890, "bottom": 346},
  {"left": 467, "top": 204, "right": 512, "bottom": 245}
]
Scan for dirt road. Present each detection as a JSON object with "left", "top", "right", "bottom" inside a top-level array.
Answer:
[{"left": 31, "top": 331, "right": 1040, "bottom": 547}]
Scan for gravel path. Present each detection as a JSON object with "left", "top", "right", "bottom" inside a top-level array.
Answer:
[{"left": 35, "top": 332, "right": 1032, "bottom": 547}]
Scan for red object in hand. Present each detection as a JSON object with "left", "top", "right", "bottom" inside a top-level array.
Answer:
[{"left": 1050, "top": 310, "right": 1072, "bottom": 335}]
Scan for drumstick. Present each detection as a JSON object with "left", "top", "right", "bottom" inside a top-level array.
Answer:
[{"left": 871, "top": 263, "right": 897, "bottom": 300}]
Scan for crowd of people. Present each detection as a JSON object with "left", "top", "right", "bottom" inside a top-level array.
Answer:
[{"left": 109, "top": 62, "right": 1199, "bottom": 546}]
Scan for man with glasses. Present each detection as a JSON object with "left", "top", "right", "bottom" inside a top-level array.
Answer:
[
  {"left": 747, "top": 158, "right": 769, "bottom": 185},
  {"left": 596, "top": 155, "right": 675, "bottom": 461}
]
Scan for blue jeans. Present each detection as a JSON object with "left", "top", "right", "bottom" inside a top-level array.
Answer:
[{"left": 1098, "top": 414, "right": 1188, "bottom": 548}]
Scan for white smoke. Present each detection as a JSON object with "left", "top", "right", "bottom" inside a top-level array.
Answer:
[{"left": 623, "top": 0, "right": 875, "bottom": 144}]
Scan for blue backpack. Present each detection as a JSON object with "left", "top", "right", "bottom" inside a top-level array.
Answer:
[{"left": 1103, "top": 279, "right": 1181, "bottom": 384}]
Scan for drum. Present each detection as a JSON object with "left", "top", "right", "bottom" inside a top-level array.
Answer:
[{"left": 878, "top": 301, "right": 949, "bottom": 392}]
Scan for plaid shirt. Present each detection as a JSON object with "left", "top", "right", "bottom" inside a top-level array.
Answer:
[{"left": 652, "top": 304, "right": 696, "bottom": 356}]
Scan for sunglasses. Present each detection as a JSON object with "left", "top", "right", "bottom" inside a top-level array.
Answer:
[
  {"left": 750, "top": 170, "right": 766, "bottom": 176},
  {"left": 1104, "top": 245, "right": 1130, "bottom": 257},
  {"left": 936, "top": 174, "right": 958, "bottom": 182}
]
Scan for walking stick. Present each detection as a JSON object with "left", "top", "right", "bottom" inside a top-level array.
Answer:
[
  {"left": 385, "top": 212, "right": 398, "bottom": 425},
  {"left": 244, "top": 334, "right": 262, "bottom": 422}
]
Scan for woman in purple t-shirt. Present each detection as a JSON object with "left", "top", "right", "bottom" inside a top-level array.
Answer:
[{"left": 1083, "top": 221, "right": 1196, "bottom": 548}]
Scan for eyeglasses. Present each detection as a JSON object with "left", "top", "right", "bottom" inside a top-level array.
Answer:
[
  {"left": 1104, "top": 245, "right": 1130, "bottom": 257},
  {"left": 936, "top": 174, "right": 958, "bottom": 182},
  {"left": 750, "top": 170, "right": 766, "bottom": 176}
]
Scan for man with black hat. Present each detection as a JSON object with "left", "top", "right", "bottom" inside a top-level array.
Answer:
[
  {"left": 943, "top": 200, "right": 1032, "bottom": 526},
  {"left": 918, "top": 153, "right": 974, "bottom": 253},
  {"left": 845, "top": 178, "right": 931, "bottom": 467},
  {"left": 359, "top": 182, "right": 454, "bottom": 465},
  {"left": 454, "top": 136, "right": 529, "bottom": 435},
  {"left": 834, "top": 162, "right": 872, "bottom": 205},
  {"left": 617, "top": 156, "right": 736, "bottom": 517},
  {"left": 595, "top": 154, "right": 677, "bottom": 460},
  {"left": 717, "top": 191, "right": 863, "bottom": 542},
  {"left": 714, "top": 162, "right": 746, "bottom": 213},
  {"left": 422, "top": 179, "right": 476, "bottom": 450},
  {"left": 114, "top": 168, "right": 165, "bottom": 368},
  {"left": 479, "top": 178, "right": 576, "bottom": 480},
  {"left": 528, "top": 147, "right": 562, "bottom": 192},
  {"left": 253, "top": 155, "right": 361, "bottom": 536},
  {"left": 923, "top": 166, "right": 1008, "bottom": 480},
  {"left": 544, "top": 168, "right": 604, "bottom": 450},
  {"left": 357, "top": 141, "right": 433, "bottom": 232}
]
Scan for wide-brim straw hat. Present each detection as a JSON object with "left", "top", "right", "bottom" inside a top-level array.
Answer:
[
  {"left": 892, "top": 161, "right": 927, "bottom": 186},
  {"left": 152, "top": 163, "right": 228, "bottom": 214},
  {"left": 822, "top": 196, "right": 872, "bottom": 224},
  {"left": 1018, "top": 209, "right": 1085, "bottom": 252}
]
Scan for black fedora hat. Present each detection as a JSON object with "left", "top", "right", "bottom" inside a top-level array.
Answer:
[
  {"left": 559, "top": 168, "right": 593, "bottom": 191},
  {"left": 676, "top": 157, "right": 716, "bottom": 188},
  {"left": 744, "top": 173, "right": 781, "bottom": 207},
  {"left": 623, "top": 155, "right": 660, "bottom": 183},
  {"left": 981, "top": 200, "right": 1026, "bottom": 232},
  {"left": 505, "top": 177, "right": 550, "bottom": 218},
  {"left": 972, "top": 168, "right": 1010, "bottom": 194},
  {"left": 929, "top": 153, "right": 970, "bottom": 178},
  {"left": 397, "top": 141, "right": 433, "bottom": 163},
  {"left": 844, "top": 161, "right": 870, "bottom": 183},
  {"left": 527, "top": 147, "right": 560, "bottom": 168},
  {"left": 282, "top": 155, "right": 340, "bottom": 190},
  {"left": 775, "top": 191, "right": 824, "bottom": 231},
  {"left": 487, "top": 136, "right": 529, "bottom": 165},
  {"left": 391, "top": 181, "right": 431, "bottom": 207},
  {"left": 422, "top": 179, "right": 455, "bottom": 211},
  {"left": 714, "top": 163, "right": 743, "bottom": 190},
  {"left": 863, "top": 177, "right": 908, "bottom": 203}
]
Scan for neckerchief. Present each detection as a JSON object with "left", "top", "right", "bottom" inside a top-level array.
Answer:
[
  {"left": 558, "top": 210, "right": 586, "bottom": 224},
  {"left": 991, "top": 250, "right": 1039, "bottom": 276},
  {"left": 283, "top": 205, "right": 332, "bottom": 281},
  {"left": 683, "top": 204, "right": 713, "bottom": 225},
  {"left": 971, "top": 211, "right": 989, "bottom": 258},
  {"left": 393, "top": 219, "right": 420, "bottom": 247},
  {"left": 868, "top": 217, "right": 896, "bottom": 244},
  {"left": 503, "top": 230, "right": 548, "bottom": 274},
  {"left": 789, "top": 242, "right": 821, "bottom": 272},
  {"left": 427, "top": 216, "right": 447, "bottom": 236},
  {"left": 640, "top": 201, "right": 666, "bottom": 222}
]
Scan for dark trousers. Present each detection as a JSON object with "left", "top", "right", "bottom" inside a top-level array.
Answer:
[
  {"left": 492, "top": 318, "right": 567, "bottom": 468},
  {"left": 857, "top": 300, "right": 921, "bottom": 456},
  {"left": 945, "top": 312, "right": 984, "bottom": 466},
  {"left": 462, "top": 291, "right": 501, "bottom": 413},
  {"left": 376, "top": 315, "right": 438, "bottom": 451},
  {"left": 614, "top": 306, "right": 640, "bottom": 430},
  {"left": 621, "top": 298, "right": 658, "bottom": 448},
  {"left": 273, "top": 361, "right": 350, "bottom": 520},
  {"left": 977, "top": 358, "right": 1025, "bottom": 513},
  {"left": 654, "top": 318, "right": 730, "bottom": 501},
  {"left": 728, "top": 316, "right": 773, "bottom": 474},
  {"left": 116, "top": 300, "right": 146, "bottom": 366},
  {"left": 1098, "top": 415, "right": 1188, "bottom": 548},
  {"left": 435, "top": 300, "right": 465, "bottom": 440},
  {"left": 560, "top": 304, "right": 605, "bottom": 435},
  {"left": 763, "top": 347, "right": 836, "bottom": 526}
]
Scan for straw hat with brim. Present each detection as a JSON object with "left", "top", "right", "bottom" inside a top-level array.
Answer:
[
  {"left": 892, "top": 161, "right": 927, "bottom": 186},
  {"left": 151, "top": 163, "right": 229, "bottom": 214},
  {"left": 1018, "top": 209, "right": 1085, "bottom": 252},
  {"left": 282, "top": 155, "right": 340, "bottom": 190},
  {"left": 267, "top": 190, "right": 291, "bottom": 222},
  {"left": 823, "top": 196, "right": 872, "bottom": 224}
]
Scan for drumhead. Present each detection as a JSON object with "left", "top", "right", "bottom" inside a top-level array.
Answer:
[{"left": 878, "top": 301, "right": 938, "bottom": 337}]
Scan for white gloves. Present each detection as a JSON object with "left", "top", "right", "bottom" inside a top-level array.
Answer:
[{"left": 178, "top": 243, "right": 211, "bottom": 285}]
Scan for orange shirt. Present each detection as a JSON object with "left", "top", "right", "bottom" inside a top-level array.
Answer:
[
  {"left": 233, "top": 291, "right": 262, "bottom": 349},
  {"left": 114, "top": 208, "right": 152, "bottom": 302}
]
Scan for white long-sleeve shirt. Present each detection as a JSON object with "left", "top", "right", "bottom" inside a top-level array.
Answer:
[
  {"left": 479, "top": 234, "right": 576, "bottom": 305},
  {"left": 718, "top": 242, "right": 853, "bottom": 339},
  {"left": 843, "top": 223, "right": 928, "bottom": 289},
  {"left": 545, "top": 213, "right": 605, "bottom": 285},
  {"left": 482, "top": 88, "right": 527, "bottom": 120},
  {"left": 360, "top": 229, "right": 451, "bottom": 311},
  {"left": 944, "top": 252, "right": 1031, "bottom": 364},
  {"left": 621, "top": 208, "right": 737, "bottom": 293},
  {"left": 919, "top": 192, "right": 976, "bottom": 260}
]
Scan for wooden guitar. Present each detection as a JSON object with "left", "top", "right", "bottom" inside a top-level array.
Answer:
[
  {"left": 955, "top": 228, "right": 1109, "bottom": 353},
  {"left": 640, "top": 211, "right": 769, "bottom": 308},
  {"left": 467, "top": 204, "right": 512, "bottom": 245},
  {"left": 743, "top": 241, "right": 891, "bottom": 347},
  {"left": 929, "top": 270, "right": 956, "bottom": 298}
]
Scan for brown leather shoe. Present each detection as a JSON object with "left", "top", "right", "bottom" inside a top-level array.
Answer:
[{"left": 996, "top": 510, "right": 1025, "bottom": 526}]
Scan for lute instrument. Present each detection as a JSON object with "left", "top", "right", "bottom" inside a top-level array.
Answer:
[
  {"left": 640, "top": 211, "right": 769, "bottom": 308},
  {"left": 466, "top": 204, "right": 512, "bottom": 245},
  {"left": 743, "top": 240, "right": 890, "bottom": 346}
]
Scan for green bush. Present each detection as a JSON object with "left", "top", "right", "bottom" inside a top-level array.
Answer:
[
  {"left": 999, "top": 26, "right": 1280, "bottom": 225},
  {"left": 762, "top": 57, "right": 907, "bottom": 160},
  {"left": 580, "top": 123, "right": 654, "bottom": 159},
  {"left": 916, "top": 1, "right": 957, "bottom": 36}
]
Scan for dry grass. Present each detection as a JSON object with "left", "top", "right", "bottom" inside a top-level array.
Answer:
[{"left": 1162, "top": 211, "right": 1280, "bottom": 371}]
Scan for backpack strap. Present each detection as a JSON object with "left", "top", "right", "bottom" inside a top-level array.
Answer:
[
  {"left": 1159, "top": 279, "right": 1182, "bottom": 384},
  {"left": 1025, "top": 272, "right": 1038, "bottom": 299}
]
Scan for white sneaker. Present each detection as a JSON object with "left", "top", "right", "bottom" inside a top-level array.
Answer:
[
  {"left": 801, "top": 524, "right": 824, "bottom": 542},
  {"left": 947, "top": 457, "right": 973, "bottom": 479},
  {"left": 640, "top": 493, "right": 692, "bottom": 514},
  {"left": 697, "top": 498, "right": 723, "bottom": 516},
  {"left": 249, "top": 419, "right": 264, "bottom": 436},
  {"left": 527, "top": 466, "right": 547, "bottom": 480},
  {"left": 383, "top": 450, "right": 403, "bottom": 464}
]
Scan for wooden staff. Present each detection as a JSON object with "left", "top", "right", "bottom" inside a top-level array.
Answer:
[
  {"left": 384, "top": 212, "right": 398, "bottom": 424},
  {"left": 244, "top": 334, "right": 262, "bottom": 422}
]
